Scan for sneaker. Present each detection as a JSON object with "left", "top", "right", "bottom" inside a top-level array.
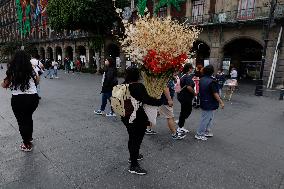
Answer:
[
  {"left": 30, "top": 138, "right": 34, "bottom": 143},
  {"left": 94, "top": 110, "right": 104, "bottom": 115},
  {"left": 128, "top": 165, "right": 147, "bottom": 175},
  {"left": 145, "top": 129, "right": 157, "bottom": 135},
  {"left": 20, "top": 143, "right": 32, "bottom": 152},
  {"left": 177, "top": 127, "right": 189, "bottom": 133},
  {"left": 204, "top": 132, "right": 214, "bottom": 137},
  {"left": 55, "top": 77, "right": 59, "bottom": 79},
  {"left": 175, "top": 120, "right": 179, "bottom": 124},
  {"left": 194, "top": 135, "right": 208, "bottom": 141},
  {"left": 172, "top": 133, "right": 186, "bottom": 140},
  {"left": 106, "top": 112, "right": 116, "bottom": 117},
  {"left": 128, "top": 154, "right": 143, "bottom": 163}
]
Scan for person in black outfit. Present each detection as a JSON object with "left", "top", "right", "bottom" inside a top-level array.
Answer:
[
  {"left": 1, "top": 50, "right": 39, "bottom": 152},
  {"left": 177, "top": 63, "right": 196, "bottom": 134},
  {"left": 94, "top": 57, "right": 118, "bottom": 116},
  {"left": 121, "top": 67, "right": 162, "bottom": 175}
]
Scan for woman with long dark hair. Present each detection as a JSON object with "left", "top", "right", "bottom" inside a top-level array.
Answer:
[
  {"left": 121, "top": 66, "right": 162, "bottom": 175},
  {"left": 1, "top": 50, "right": 40, "bottom": 152}
]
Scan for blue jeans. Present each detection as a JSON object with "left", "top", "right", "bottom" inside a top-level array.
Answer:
[
  {"left": 100, "top": 92, "right": 112, "bottom": 112},
  {"left": 45, "top": 69, "right": 54, "bottom": 78},
  {"left": 53, "top": 69, "right": 58, "bottom": 77},
  {"left": 197, "top": 110, "right": 215, "bottom": 136}
]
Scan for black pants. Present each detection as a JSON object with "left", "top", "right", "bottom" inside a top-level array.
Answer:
[
  {"left": 125, "top": 121, "right": 147, "bottom": 167},
  {"left": 11, "top": 94, "right": 39, "bottom": 145},
  {"left": 178, "top": 100, "right": 193, "bottom": 128}
]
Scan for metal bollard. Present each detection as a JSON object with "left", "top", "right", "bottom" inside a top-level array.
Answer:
[{"left": 280, "top": 88, "right": 284, "bottom": 100}]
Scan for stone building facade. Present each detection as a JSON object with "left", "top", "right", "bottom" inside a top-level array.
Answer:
[
  {"left": 1, "top": 0, "right": 284, "bottom": 87},
  {"left": 158, "top": 0, "right": 284, "bottom": 87},
  {"left": 0, "top": 0, "right": 17, "bottom": 44}
]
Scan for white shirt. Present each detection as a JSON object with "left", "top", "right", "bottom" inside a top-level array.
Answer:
[
  {"left": 230, "top": 70, "right": 238, "bottom": 78},
  {"left": 52, "top": 61, "right": 58, "bottom": 69},
  {"left": 11, "top": 78, "right": 37, "bottom": 95}
]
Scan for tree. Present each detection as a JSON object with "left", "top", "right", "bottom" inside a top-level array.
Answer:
[
  {"left": 154, "top": 0, "right": 186, "bottom": 14},
  {"left": 47, "top": 0, "right": 121, "bottom": 35}
]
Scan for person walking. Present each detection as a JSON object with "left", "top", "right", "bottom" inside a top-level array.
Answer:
[
  {"left": 216, "top": 69, "right": 226, "bottom": 96},
  {"left": 70, "top": 60, "right": 75, "bottom": 74},
  {"left": 94, "top": 57, "right": 118, "bottom": 117},
  {"left": 30, "top": 54, "right": 44, "bottom": 99},
  {"left": 44, "top": 59, "right": 53, "bottom": 79},
  {"left": 195, "top": 65, "right": 225, "bottom": 141},
  {"left": 121, "top": 66, "right": 162, "bottom": 175},
  {"left": 160, "top": 79, "right": 186, "bottom": 140},
  {"left": 52, "top": 60, "right": 59, "bottom": 78},
  {"left": 176, "top": 63, "right": 196, "bottom": 134},
  {"left": 1, "top": 50, "right": 40, "bottom": 151},
  {"left": 64, "top": 57, "right": 70, "bottom": 73}
]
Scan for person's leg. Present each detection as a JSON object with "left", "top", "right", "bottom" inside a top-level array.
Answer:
[
  {"left": 178, "top": 101, "right": 192, "bottom": 128},
  {"left": 54, "top": 69, "right": 58, "bottom": 77},
  {"left": 126, "top": 124, "right": 139, "bottom": 166},
  {"left": 11, "top": 95, "right": 32, "bottom": 146},
  {"left": 37, "top": 83, "right": 41, "bottom": 98},
  {"left": 197, "top": 110, "right": 211, "bottom": 136},
  {"left": 136, "top": 122, "right": 147, "bottom": 152},
  {"left": 100, "top": 93, "right": 108, "bottom": 112},
  {"left": 26, "top": 94, "right": 39, "bottom": 142},
  {"left": 205, "top": 110, "right": 215, "bottom": 133}
]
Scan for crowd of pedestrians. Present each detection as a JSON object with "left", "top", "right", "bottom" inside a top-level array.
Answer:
[
  {"left": 92, "top": 59, "right": 228, "bottom": 175},
  {"left": 1, "top": 50, "right": 233, "bottom": 176}
]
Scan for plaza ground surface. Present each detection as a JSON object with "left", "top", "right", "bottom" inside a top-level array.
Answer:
[{"left": 0, "top": 69, "right": 284, "bottom": 189}]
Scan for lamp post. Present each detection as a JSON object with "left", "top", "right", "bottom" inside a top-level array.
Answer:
[{"left": 255, "top": 0, "right": 278, "bottom": 96}]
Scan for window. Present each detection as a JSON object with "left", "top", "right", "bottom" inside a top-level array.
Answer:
[
  {"left": 192, "top": 0, "right": 205, "bottom": 23},
  {"left": 237, "top": 0, "right": 255, "bottom": 20}
]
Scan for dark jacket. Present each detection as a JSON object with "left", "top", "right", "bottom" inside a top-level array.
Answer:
[
  {"left": 199, "top": 76, "right": 219, "bottom": 110},
  {"left": 121, "top": 83, "right": 162, "bottom": 126},
  {"left": 102, "top": 66, "right": 118, "bottom": 93}
]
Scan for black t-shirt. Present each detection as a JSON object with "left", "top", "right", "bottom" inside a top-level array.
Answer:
[
  {"left": 178, "top": 74, "right": 195, "bottom": 101},
  {"left": 209, "top": 80, "right": 219, "bottom": 94}
]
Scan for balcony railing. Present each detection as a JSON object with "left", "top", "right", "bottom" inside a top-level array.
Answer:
[{"left": 186, "top": 4, "right": 284, "bottom": 26}]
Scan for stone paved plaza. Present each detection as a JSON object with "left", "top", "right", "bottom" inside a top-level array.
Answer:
[{"left": 0, "top": 69, "right": 284, "bottom": 189}]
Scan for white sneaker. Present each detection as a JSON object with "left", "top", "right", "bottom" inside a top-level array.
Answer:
[
  {"left": 106, "top": 112, "right": 116, "bottom": 117},
  {"left": 175, "top": 120, "right": 179, "bottom": 124},
  {"left": 94, "top": 110, "right": 105, "bottom": 115},
  {"left": 194, "top": 135, "right": 208, "bottom": 141},
  {"left": 204, "top": 132, "right": 213, "bottom": 137},
  {"left": 177, "top": 127, "right": 189, "bottom": 133}
]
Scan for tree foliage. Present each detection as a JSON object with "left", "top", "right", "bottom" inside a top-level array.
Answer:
[
  {"left": 47, "top": 0, "right": 120, "bottom": 34},
  {"left": 154, "top": 0, "right": 186, "bottom": 14}
]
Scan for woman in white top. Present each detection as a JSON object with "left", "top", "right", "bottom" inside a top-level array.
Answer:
[{"left": 1, "top": 50, "right": 40, "bottom": 152}]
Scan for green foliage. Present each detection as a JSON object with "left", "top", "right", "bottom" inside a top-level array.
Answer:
[
  {"left": 89, "top": 35, "right": 104, "bottom": 51},
  {"left": 1, "top": 41, "right": 37, "bottom": 58},
  {"left": 138, "top": 0, "right": 147, "bottom": 16},
  {"left": 47, "top": 0, "right": 120, "bottom": 34},
  {"left": 154, "top": 0, "right": 186, "bottom": 14}
]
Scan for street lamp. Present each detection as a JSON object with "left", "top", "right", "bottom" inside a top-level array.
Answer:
[{"left": 255, "top": 0, "right": 278, "bottom": 96}]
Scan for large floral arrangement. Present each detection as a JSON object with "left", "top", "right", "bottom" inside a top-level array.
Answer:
[{"left": 121, "top": 15, "right": 199, "bottom": 98}]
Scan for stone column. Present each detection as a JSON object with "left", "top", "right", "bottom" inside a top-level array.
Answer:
[
  {"left": 186, "top": 0, "right": 192, "bottom": 17},
  {"left": 72, "top": 45, "right": 76, "bottom": 61},
  {"left": 85, "top": 48, "right": 90, "bottom": 68},
  {"left": 52, "top": 47, "right": 56, "bottom": 61},
  {"left": 209, "top": 42, "right": 221, "bottom": 72}
]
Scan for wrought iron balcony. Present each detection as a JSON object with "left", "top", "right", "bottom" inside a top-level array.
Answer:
[{"left": 186, "top": 3, "right": 284, "bottom": 26}]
